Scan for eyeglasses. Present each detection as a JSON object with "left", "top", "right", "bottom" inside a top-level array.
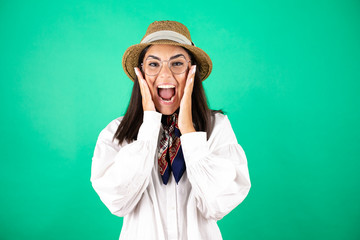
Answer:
[{"left": 141, "top": 55, "right": 191, "bottom": 76}]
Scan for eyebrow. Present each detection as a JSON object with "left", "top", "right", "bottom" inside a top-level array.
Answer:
[
  {"left": 147, "top": 55, "right": 161, "bottom": 60},
  {"left": 146, "top": 54, "right": 186, "bottom": 61},
  {"left": 170, "top": 54, "right": 186, "bottom": 60}
]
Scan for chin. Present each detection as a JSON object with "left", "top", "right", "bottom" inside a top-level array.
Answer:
[{"left": 156, "top": 105, "right": 179, "bottom": 116}]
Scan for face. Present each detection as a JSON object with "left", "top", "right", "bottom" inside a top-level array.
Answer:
[{"left": 142, "top": 44, "right": 191, "bottom": 115}]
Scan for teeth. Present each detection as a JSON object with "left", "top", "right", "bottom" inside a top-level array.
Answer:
[{"left": 158, "top": 85, "right": 175, "bottom": 89}]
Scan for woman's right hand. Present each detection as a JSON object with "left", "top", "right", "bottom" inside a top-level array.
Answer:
[{"left": 134, "top": 67, "right": 156, "bottom": 112}]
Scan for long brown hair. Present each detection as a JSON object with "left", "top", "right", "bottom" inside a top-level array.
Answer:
[{"left": 114, "top": 46, "right": 221, "bottom": 144}]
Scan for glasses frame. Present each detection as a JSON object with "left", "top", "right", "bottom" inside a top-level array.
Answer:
[{"left": 141, "top": 56, "right": 191, "bottom": 76}]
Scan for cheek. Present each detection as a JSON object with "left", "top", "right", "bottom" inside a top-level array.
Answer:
[
  {"left": 145, "top": 77, "right": 157, "bottom": 96},
  {"left": 177, "top": 84, "right": 185, "bottom": 97},
  {"left": 177, "top": 75, "right": 187, "bottom": 97}
]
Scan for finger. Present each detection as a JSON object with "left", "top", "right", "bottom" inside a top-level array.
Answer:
[
  {"left": 138, "top": 71, "right": 152, "bottom": 100},
  {"left": 186, "top": 65, "right": 196, "bottom": 85},
  {"left": 184, "top": 65, "right": 196, "bottom": 95},
  {"left": 134, "top": 67, "right": 145, "bottom": 82},
  {"left": 135, "top": 67, "right": 147, "bottom": 97},
  {"left": 135, "top": 67, "right": 155, "bottom": 111}
]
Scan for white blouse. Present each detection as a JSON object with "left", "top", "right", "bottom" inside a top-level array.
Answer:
[{"left": 91, "top": 111, "right": 251, "bottom": 240}]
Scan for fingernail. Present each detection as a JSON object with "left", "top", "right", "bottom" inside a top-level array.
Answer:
[
  {"left": 192, "top": 65, "right": 197, "bottom": 75},
  {"left": 134, "top": 67, "right": 139, "bottom": 76}
]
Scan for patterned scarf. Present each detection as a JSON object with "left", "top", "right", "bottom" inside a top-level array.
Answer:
[{"left": 158, "top": 113, "right": 186, "bottom": 185}]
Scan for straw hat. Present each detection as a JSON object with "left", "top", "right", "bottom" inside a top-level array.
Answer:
[{"left": 122, "top": 20, "right": 212, "bottom": 81}]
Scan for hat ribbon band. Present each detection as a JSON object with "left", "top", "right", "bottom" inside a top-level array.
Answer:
[{"left": 140, "top": 30, "right": 194, "bottom": 46}]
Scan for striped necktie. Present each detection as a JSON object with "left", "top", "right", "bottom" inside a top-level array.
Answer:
[{"left": 158, "top": 113, "right": 186, "bottom": 185}]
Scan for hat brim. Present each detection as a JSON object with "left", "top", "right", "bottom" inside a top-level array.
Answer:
[{"left": 122, "top": 40, "right": 212, "bottom": 81}]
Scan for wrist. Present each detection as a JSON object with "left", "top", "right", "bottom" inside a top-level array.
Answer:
[
  {"left": 179, "top": 125, "right": 196, "bottom": 135},
  {"left": 143, "top": 103, "right": 155, "bottom": 111}
]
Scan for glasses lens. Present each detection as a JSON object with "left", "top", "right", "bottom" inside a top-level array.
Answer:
[
  {"left": 143, "top": 56, "right": 189, "bottom": 76},
  {"left": 143, "top": 58, "right": 161, "bottom": 76},
  {"left": 170, "top": 57, "right": 188, "bottom": 74}
]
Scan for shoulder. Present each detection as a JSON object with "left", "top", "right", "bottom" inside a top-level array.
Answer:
[
  {"left": 213, "top": 111, "right": 227, "bottom": 121},
  {"left": 212, "top": 112, "right": 231, "bottom": 128},
  {"left": 209, "top": 112, "right": 238, "bottom": 143},
  {"left": 98, "top": 116, "right": 124, "bottom": 142}
]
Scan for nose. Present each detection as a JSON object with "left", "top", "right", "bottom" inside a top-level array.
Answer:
[{"left": 158, "top": 61, "right": 172, "bottom": 78}]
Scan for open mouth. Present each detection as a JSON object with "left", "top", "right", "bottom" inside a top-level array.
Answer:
[{"left": 157, "top": 85, "right": 176, "bottom": 103}]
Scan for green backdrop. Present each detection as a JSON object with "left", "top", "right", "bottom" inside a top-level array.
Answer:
[{"left": 1, "top": 0, "right": 359, "bottom": 239}]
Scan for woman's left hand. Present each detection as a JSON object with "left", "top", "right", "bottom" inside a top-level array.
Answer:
[{"left": 178, "top": 65, "right": 196, "bottom": 135}]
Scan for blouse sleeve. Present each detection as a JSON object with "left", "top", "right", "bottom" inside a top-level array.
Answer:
[
  {"left": 180, "top": 114, "right": 251, "bottom": 220},
  {"left": 90, "top": 111, "right": 162, "bottom": 217}
]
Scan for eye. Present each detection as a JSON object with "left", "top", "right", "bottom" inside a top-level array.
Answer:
[
  {"left": 148, "top": 61, "right": 160, "bottom": 68},
  {"left": 171, "top": 61, "right": 184, "bottom": 67}
]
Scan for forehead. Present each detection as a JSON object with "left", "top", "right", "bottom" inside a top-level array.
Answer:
[{"left": 144, "top": 44, "right": 190, "bottom": 60}]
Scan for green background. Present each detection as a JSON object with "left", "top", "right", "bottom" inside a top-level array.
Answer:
[{"left": 1, "top": 0, "right": 359, "bottom": 239}]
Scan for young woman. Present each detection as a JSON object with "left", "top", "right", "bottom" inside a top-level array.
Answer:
[{"left": 91, "top": 20, "right": 251, "bottom": 240}]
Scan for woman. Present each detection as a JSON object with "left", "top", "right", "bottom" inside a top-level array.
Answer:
[{"left": 91, "top": 20, "right": 251, "bottom": 240}]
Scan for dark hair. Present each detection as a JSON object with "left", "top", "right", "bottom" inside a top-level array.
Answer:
[{"left": 113, "top": 45, "right": 222, "bottom": 144}]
